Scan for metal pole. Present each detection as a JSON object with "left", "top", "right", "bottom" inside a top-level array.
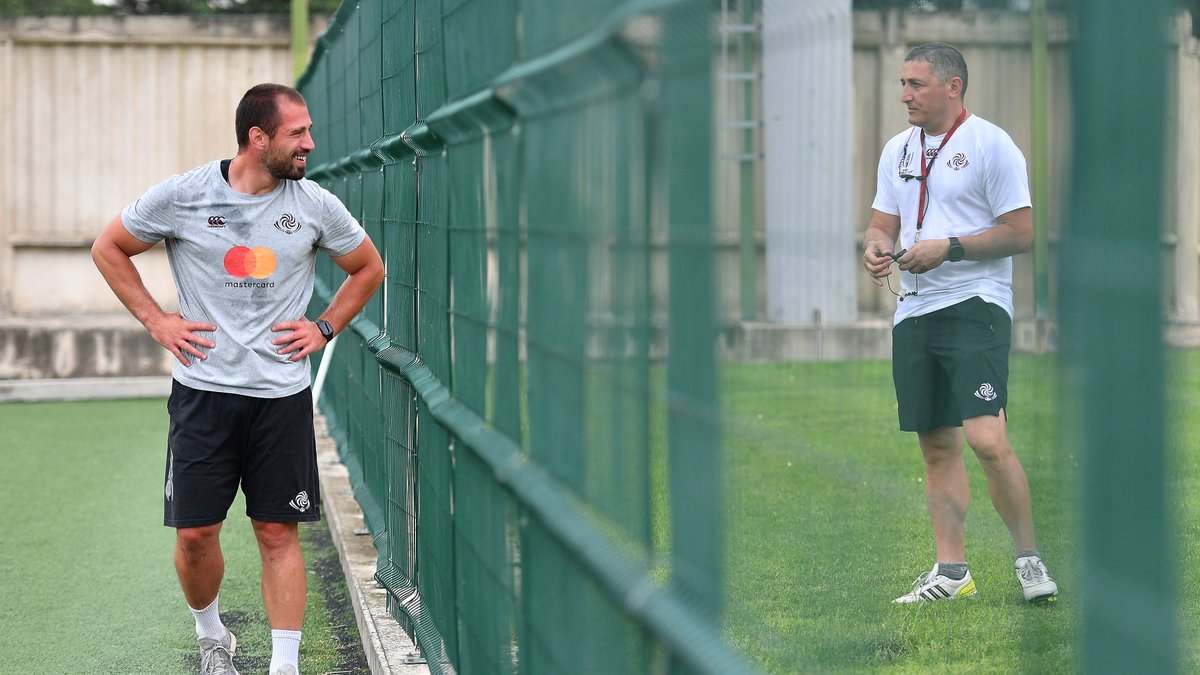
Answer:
[
  {"left": 1063, "top": 0, "right": 1177, "bottom": 671},
  {"left": 291, "top": 0, "right": 309, "bottom": 81},
  {"left": 1031, "top": 0, "right": 1049, "bottom": 317}
]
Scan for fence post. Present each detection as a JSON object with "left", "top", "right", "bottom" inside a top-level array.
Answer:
[{"left": 1063, "top": 1, "right": 1177, "bottom": 672}]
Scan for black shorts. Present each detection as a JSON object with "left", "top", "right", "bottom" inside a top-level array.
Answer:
[
  {"left": 164, "top": 380, "right": 322, "bottom": 528},
  {"left": 891, "top": 297, "right": 1012, "bottom": 433}
]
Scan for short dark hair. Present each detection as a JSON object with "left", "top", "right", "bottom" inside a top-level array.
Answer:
[
  {"left": 235, "top": 83, "right": 306, "bottom": 148},
  {"left": 905, "top": 42, "right": 969, "bottom": 97}
]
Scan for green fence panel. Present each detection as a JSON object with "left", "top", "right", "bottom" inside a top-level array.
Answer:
[
  {"left": 454, "top": 447, "right": 519, "bottom": 674},
  {"left": 383, "top": 0, "right": 417, "bottom": 139},
  {"left": 301, "top": 1, "right": 751, "bottom": 673},
  {"left": 442, "top": 0, "right": 517, "bottom": 100},
  {"left": 519, "top": 0, "right": 627, "bottom": 59}
]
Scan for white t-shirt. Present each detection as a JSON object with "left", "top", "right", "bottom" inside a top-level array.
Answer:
[
  {"left": 871, "top": 114, "right": 1031, "bottom": 324},
  {"left": 122, "top": 160, "right": 366, "bottom": 398}
]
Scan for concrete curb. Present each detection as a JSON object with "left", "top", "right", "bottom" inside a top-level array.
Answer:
[
  {"left": 315, "top": 415, "right": 430, "bottom": 675},
  {"left": 0, "top": 375, "right": 172, "bottom": 402}
]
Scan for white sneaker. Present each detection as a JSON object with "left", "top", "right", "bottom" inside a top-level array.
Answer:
[
  {"left": 893, "top": 564, "right": 978, "bottom": 603},
  {"left": 1016, "top": 555, "right": 1058, "bottom": 604},
  {"left": 269, "top": 665, "right": 299, "bottom": 675},
  {"left": 198, "top": 630, "right": 239, "bottom": 675}
]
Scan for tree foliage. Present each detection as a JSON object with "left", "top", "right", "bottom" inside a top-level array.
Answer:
[{"left": 0, "top": 0, "right": 341, "bottom": 16}]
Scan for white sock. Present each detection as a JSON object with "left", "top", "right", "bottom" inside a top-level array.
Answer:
[
  {"left": 189, "top": 596, "right": 227, "bottom": 641},
  {"left": 270, "top": 629, "right": 302, "bottom": 670}
]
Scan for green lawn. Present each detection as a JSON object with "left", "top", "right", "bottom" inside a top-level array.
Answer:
[
  {"left": 0, "top": 398, "right": 365, "bottom": 674},
  {"left": 722, "top": 353, "right": 1198, "bottom": 673},
  {"left": 2, "top": 352, "right": 1194, "bottom": 674}
]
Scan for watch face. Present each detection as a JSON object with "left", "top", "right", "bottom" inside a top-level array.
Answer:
[{"left": 317, "top": 320, "right": 333, "bottom": 340}]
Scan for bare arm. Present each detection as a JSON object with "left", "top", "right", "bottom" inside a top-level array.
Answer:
[
  {"left": 895, "top": 206, "right": 1033, "bottom": 274},
  {"left": 271, "top": 236, "right": 385, "bottom": 362},
  {"left": 91, "top": 214, "right": 216, "bottom": 366},
  {"left": 862, "top": 209, "right": 902, "bottom": 287}
]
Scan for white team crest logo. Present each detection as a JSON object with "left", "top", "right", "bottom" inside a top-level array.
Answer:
[
  {"left": 289, "top": 491, "right": 311, "bottom": 512},
  {"left": 974, "top": 383, "right": 998, "bottom": 402}
]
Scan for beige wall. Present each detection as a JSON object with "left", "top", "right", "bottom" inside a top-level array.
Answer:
[
  {"left": 851, "top": 10, "right": 1075, "bottom": 322},
  {"left": 3, "top": 11, "right": 1198, "bottom": 334},
  {"left": 0, "top": 15, "right": 325, "bottom": 316}
]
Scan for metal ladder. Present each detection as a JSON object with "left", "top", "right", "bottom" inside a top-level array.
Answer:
[{"left": 720, "top": 0, "right": 762, "bottom": 321}]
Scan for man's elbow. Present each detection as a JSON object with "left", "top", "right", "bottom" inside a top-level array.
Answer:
[
  {"left": 364, "top": 256, "right": 385, "bottom": 292},
  {"left": 90, "top": 234, "right": 112, "bottom": 271},
  {"left": 1015, "top": 230, "right": 1034, "bottom": 254}
]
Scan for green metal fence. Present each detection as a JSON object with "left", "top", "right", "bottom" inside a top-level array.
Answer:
[
  {"left": 296, "top": 1, "right": 1186, "bottom": 673},
  {"left": 299, "top": 1, "right": 749, "bottom": 673}
]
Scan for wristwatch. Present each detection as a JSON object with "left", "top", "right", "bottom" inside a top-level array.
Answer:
[
  {"left": 947, "top": 236, "right": 965, "bottom": 262},
  {"left": 315, "top": 319, "right": 335, "bottom": 342}
]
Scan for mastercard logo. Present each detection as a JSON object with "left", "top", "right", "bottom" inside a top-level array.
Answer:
[{"left": 224, "top": 245, "right": 277, "bottom": 279}]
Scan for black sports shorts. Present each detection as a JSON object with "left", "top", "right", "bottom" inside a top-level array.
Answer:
[
  {"left": 891, "top": 296, "right": 1011, "bottom": 433},
  {"left": 164, "top": 380, "right": 322, "bottom": 528}
]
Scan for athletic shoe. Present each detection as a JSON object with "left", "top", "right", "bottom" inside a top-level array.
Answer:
[
  {"left": 269, "top": 666, "right": 299, "bottom": 675},
  {"left": 893, "top": 564, "right": 978, "bottom": 603},
  {"left": 1016, "top": 555, "right": 1058, "bottom": 604},
  {"left": 198, "top": 630, "right": 239, "bottom": 675}
]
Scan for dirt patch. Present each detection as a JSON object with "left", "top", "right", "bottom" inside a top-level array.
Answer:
[{"left": 302, "top": 520, "right": 372, "bottom": 674}]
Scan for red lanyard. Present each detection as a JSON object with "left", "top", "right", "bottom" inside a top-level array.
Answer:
[{"left": 916, "top": 107, "right": 969, "bottom": 234}]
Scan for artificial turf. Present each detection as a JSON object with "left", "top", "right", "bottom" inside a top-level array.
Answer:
[
  {"left": 0, "top": 397, "right": 366, "bottom": 674},
  {"left": 3, "top": 351, "right": 1194, "bottom": 674}
]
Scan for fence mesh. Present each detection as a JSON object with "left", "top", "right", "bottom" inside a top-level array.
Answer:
[
  {"left": 298, "top": 1, "right": 1187, "bottom": 673},
  {"left": 301, "top": 1, "right": 749, "bottom": 673}
]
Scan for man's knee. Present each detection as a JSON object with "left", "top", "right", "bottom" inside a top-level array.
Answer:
[
  {"left": 918, "top": 427, "right": 963, "bottom": 464},
  {"left": 176, "top": 523, "right": 222, "bottom": 556},
  {"left": 252, "top": 520, "right": 300, "bottom": 554},
  {"left": 964, "top": 413, "right": 1011, "bottom": 461}
]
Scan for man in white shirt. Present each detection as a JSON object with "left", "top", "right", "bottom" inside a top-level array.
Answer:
[{"left": 862, "top": 42, "right": 1058, "bottom": 605}]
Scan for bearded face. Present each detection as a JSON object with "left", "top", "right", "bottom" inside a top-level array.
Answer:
[
  {"left": 261, "top": 139, "right": 308, "bottom": 181},
  {"left": 258, "top": 98, "right": 314, "bottom": 181}
]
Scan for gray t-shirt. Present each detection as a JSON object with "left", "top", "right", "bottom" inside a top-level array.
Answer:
[{"left": 122, "top": 160, "right": 366, "bottom": 398}]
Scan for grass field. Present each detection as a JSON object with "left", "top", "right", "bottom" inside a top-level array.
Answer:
[
  {"left": 1, "top": 352, "right": 1194, "bottom": 674},
  {"left": 0, "top": 398, "right": 367, "bottom": 674},
  {"left": 722, "top": 352, "right": 1200, "bottom": 673}
]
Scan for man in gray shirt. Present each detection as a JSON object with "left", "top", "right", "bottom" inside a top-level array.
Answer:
[{"left": 92, "top": 83, "right": 384, "bottom": 675}]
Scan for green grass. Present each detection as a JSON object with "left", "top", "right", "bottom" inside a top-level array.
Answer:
[
  {"left": 721, "top": 352, "right": 1198, "bottom": 673},
  {"left": 0, "top": 398, "right": 366, "bottom": 674},
  {"left": 2, "top": 352, "right": 1196, "bottom": 674}
]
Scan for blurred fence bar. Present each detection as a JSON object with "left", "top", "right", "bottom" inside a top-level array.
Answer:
[{"left": 1063, "top": 0, "right": 1178, "bottom": 672}]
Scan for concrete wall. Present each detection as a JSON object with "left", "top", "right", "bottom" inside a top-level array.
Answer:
[
  {"left": 0, "top": 14, "right": 326, "bottom": 318},
  {"left": 0, "top": 15, "right": 326, "bottom": 379},
  {"left": 2, "top": 10, "right": 1198, "bottom": 376}
]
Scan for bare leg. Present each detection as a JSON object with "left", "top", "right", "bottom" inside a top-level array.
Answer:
[
  {"left": 964, "top": 410, "right": 1037, "bottom": 553},
  {"left": 918, "top": 426, "right": 970, "bottom": 563},
  {"left": 252, "top": 520, "right": 306, "bottom": 630},
  {"left": 175, "top": 523, "right": 224, "bottom": 609}
]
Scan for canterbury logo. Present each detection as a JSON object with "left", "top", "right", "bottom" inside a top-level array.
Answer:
[
  {"left": 274, "top": 212, "right": 301, "bottom": 234},
  {"left": 289, "top": 491, "right": 311, "bottom": 512},
  {"left": 974, "top": 383, "right": 998, "bottom": 401},
  {"left": 948, "top": 153, "right": 969, "bottom": 171},
  {"left": 207, "top": 216, "right": 226, "bottom": 226}
]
